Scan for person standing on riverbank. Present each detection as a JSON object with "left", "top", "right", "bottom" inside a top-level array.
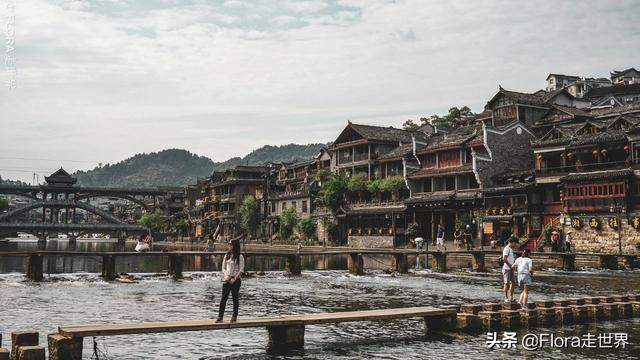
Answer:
[
  {"left": 502, "top": 237, "right": 516, "bottom": 303},
  {"left": 513, "top": 248, "right": 533, "bottom": 309},
  {"left": 216, "top": 240, "right": 244, "bottom": 323},
  {"left": 436, "top": 224, "right": 446, "bottom": 252}
]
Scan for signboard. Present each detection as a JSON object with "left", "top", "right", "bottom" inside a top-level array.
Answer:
[
  {"left": 608, "top": 217, "right": 620, "bottom": 230},
  {"left": 483, "top": 221, "right": 494, "bottom": 234},
  {"left": 570, "top": 218, "right": 582, "bottom": 229},
  {"left": 588, "top": 217, "right": 600, "bottom": 230},
  {"left": 631, "top": 216, "right": 640, "bottom": 230}
]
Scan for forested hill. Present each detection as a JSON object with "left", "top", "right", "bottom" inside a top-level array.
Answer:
[{"left": 74, "top": 144, "right": 326, "bottom": 187}]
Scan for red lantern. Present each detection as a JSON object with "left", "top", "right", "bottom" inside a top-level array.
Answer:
[
  {"left": 567, "top": 152, "right": 574, "bottom": 159},
  {"left": 560, "top": 152, "right": 566, "bottom": 159},
  {"left": 601, "top": 149, "right": 608, "bottom": 156},
  {"left": 624, "top": 145, "right": 630, "bottom": 153},
  {"left": 592, "top": 149, "right": 599, "bottom": 158}
]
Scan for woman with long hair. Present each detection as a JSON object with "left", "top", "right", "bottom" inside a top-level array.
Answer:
[
  {"left": 513, "top": 249, "right": 534, "bottom": 309},
  {"left": 216, "top": 239, "right": 244, "bottom": 323}
]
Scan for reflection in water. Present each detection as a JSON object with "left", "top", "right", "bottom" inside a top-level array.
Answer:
[{"left": 0, "top": 239, "right": 639, "bottom": 359}]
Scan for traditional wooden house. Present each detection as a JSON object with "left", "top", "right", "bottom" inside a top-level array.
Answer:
[
  {"left": 327, "top": 122, "right": 429, "bottom": 247},
  {"left": 202, "top": 165, "right": 267, "bottom": 240},
  {"left": 532, "top": 104, "right": 640, "bottom": 253}
]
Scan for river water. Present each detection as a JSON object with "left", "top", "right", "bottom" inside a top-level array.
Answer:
[{"left": 0, "top": 239, "right": 638, "bottom": 359}]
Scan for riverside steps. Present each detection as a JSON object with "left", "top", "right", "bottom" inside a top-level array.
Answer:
[
  {"left": 42, "top": 294, "right": 640, "bottom": 359},
  {"left": 49, "top": 307, "right": 456, "bottom": 359},
  {"left": 1, "top": 248, "right": 639, "bottom": 281}
]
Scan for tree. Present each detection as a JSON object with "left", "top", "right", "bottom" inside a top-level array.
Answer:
[
  {"left": 318, "top": 173, "right": 348, "bottom": 211},
  {"left": 139, "top": 209, "right": 164, "bottom": 232},
  {"left": 379, "top": 175, "right": 407, "bottom": 201},
  {"left": 428, "top": 106, "right": 474, "bottom": 131},
  {"left": 347, "top": 172, "right": 368, "bottom": 202},
  {"left": 0, "top": 197, "right": 9, "bottom": 212},
  {"left": 279, "top": 206, "right": 298, "bottom": 242},
  {"left": 299, "top": 217, "right": 317, "bottom": 242},
  {"left": 406, "top": 222, "right": 420, "bottom": 240},
  {"left": 238, "top": 195, "right": 260, "bottom": 238},
  {"left": 402, "top": 119, "right": 420, "bottom": 132}
]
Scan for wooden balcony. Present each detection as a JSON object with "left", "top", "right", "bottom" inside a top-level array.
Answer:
[{"left": 536, "top": 160, "right": 629, "bottom": 176}]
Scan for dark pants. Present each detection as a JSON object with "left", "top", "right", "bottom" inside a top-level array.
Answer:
[{"left": 218, "top": 278, "right": 241, "bottom": 318}]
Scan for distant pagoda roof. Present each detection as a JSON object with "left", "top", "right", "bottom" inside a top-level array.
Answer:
[{"left": 44, "top": 168, "right": 77, "bottom": 186}]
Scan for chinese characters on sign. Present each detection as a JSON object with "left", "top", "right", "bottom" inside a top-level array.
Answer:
[
  {"left": 588, "top": 217, "right": 600, "bottom": 230},
  {"left": 608, "top": 217, "right": 619, "bottom": 230},
  {"left": 630, "top": 216, "right": 640, "bottom": 230},
  {"left": 486, "top": 332, "right": 629, "bottom": 350},
  {"left": 570, "top": 217, "right": 582, "bottom": 229}
]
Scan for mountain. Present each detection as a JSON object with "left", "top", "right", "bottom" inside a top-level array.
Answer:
[{"left": 74, "top": 144, "right": 326, "bottom": 188}]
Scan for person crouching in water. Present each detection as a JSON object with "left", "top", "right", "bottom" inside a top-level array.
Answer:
[
  {"left": 216, "top": 239, "right": 244, "bottom": 323},
  {"left": 513, "top": 249, "right": 533, "bottom": 309}
]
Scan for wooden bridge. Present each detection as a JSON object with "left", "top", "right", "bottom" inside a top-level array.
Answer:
[
  {"left": 6, "top": 293, "right": 637, "bottom": 359},
  {"left": 0, "top": 248, "right": 638, "bottom": 282}
]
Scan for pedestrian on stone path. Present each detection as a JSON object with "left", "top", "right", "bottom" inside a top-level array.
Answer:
[
  {"left": 513, "top": 249, "right": 534, "bottom": 309},
  {"left": 216, "top": 239, "right": 245, "bottom": 323},
  {"left": 502, "top": 237, "right": 517, "bottom": 303},
  {"left": 436, "top": 224, "right": 446, "bottom": 252},
  {"left": 414, "top": 236, "right": 427, "bottom": 269}
]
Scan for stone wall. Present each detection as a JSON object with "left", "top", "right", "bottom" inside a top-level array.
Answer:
[
  {"left": 348, "top": 235, "right": 394, "bottom": 248},
  {"left": 561, "top": 215, "right": 640, "bottom": 254}
]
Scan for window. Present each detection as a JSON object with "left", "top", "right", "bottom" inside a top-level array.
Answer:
[
  {"left": 291, "top": 201, "right": 297, "bottom": 210},
  {"left": 423, "top": 179, "right": 432, "bottom": 192},
  {"left": 302, "top": 200, "right": 308, "bottom": 213},
  {"left": 438, "top": 150, "right": 460, "bottom": 168},
  {"left": 422, "top": 153, "right": 436, "bottom": 168}
]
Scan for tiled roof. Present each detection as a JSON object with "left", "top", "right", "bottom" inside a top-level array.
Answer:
[
  {"left": 378, "top": 143, "right": 413, "bottom": 162},
  {"left": 561, "top": 168, "right": 633, "bottom": 183},
  {"left": 408, "top": 163, "right": 473, "bottom": 178},
  {"left": 420, "top": 124, "right": 481, "bottom": 152},
  {"left": 611, "top": 68, "right": 639, "bottom": 77},
  {"left": 350, "top": 123, "right": 424, "bottom": 143},
  {"left": 405, "top": 190, "right": 481, "bottom": 204},
  {"left": 584, "top": 83, "right": 640, "bottom": 99}
]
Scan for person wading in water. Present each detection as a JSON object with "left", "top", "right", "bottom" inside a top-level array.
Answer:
[{"left": 216, "top": 239, "right": 244, "bottom": 323}]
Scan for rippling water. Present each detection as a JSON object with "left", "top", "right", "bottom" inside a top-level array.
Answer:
[{"left": 1, "top": 239, "right": 639, "bottom": 359}]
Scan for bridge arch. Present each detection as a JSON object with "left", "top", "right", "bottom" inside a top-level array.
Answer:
[
  {"left": 0, "top": 201, "right": 127, "bottom": 225},
  {"left": 73, "top": 194, "right": 153, "bottom": 211}
]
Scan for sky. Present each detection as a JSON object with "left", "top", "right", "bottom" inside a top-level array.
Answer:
[{"left": 1, "top": 0, "right": 639, "bottom": 183}]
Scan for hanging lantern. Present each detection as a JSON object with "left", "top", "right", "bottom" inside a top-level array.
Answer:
[
  {"left": 560, "top": 152, "right": 566, "bottom": 159},
  {"left": 624, "top": 145, "right": 630, "bottom": 153},
  {"left": 592, "top": 149, "right": 599, "bottom": 158},
  {"left": 601, "top": 148, "right": 608, "bottom": 156},
  {"left": 567, "top": 152, "right": 574, "bottom": 160}
]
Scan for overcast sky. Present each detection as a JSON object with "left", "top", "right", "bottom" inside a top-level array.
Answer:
[{"left": 1, "top": 0, "right": 639, "bottom": 183}]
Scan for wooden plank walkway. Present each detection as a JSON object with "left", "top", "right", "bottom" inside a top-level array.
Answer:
[{"left": 58, "top": 306, "right": 454, "bottom": 337}]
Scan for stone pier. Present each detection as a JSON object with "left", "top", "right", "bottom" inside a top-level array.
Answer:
[
  {"left": 394, "top": 254, "right": 409, "bottom": 274},
  {"left": 599, "top": 255, "right": 618, "bottom": 270},
  {"left": 285, "top": 255, "right": 301, "bottom": 275},
  {"left": 168, "top": 254, "right": 184, "bottom": 279},
  {"left": 266, "top": 325, "right": 305, "bottom": 353},
  {"left": 347, "top": 253, "right": 364, "bottom": 275},
  {"left": 10, "top": 332, "right": 38, "bottom": 360},
  {"left": 101, "top": 255, "right": 117, "bottom": 281},
  {"left": 26, "top": 255, "right": 43, "bottom": 282},
  {"left": 559, "top": 254, "right": 576, "bottom": 271},
  {"left": 47, "top": 334, "right": 83, "bottom": 360},
  {"left": 471, "top": 252, "right": 485, "bottom": 272},
  {"left": 432, "top": 252, "right": 447, "bottom": 273}
]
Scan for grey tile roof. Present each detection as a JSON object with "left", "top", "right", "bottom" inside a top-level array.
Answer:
[
  {"left": 584, "top": 83, "right": 640, "bottom": 100},
  {"left": 408, "top": 163, "right": 473, "bottom": 178},
  {"left": 420, "top": 124, "right": 481, "bottom": 152},
  {"left": 350, "top": 123, "right": 424, "bottom": 143},
  {"left": 561, "top": 168, "right": 633, "bottom": 183}
]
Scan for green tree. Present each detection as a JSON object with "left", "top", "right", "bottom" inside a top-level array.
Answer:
[
  {"left": 279, "top": 206, "right": 298, "bottom": 241},
  {"left": 428, "top": 106, "right": 474, "bottom": 131},
  {"left": 406, "top": 222, "right": 420, "bottom": 240},
  {"left": 347, "top": 172, "right": 368, "bottom": 202},
  {"left": 0, "top": 197, "right": 9, "bottom": 212},
  {"left": 139, "top": 208, "right": 164, "bottom": 232},
  {"left": 380, "top": 175, "right": 407, "bottom": 201},
  {"left": 402, "top": 119, "right": 420, "bottom": 132},
  {"left": 299, "top": 217, "right": 317, "bottom": 242},
  {"left": 238, "top": 195, "right": 260, "bottom": 238},
  {"left": 318, "top": 173, "right": 348, "bottom": 211}
]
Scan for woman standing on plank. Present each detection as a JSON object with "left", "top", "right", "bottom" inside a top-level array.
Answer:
[{"left": 216, "top": 239, "right": 245, "bottom": 323}]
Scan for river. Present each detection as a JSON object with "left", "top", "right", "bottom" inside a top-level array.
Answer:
[{"left": 0, "top": 239, "right": 638, "bottom": 359}]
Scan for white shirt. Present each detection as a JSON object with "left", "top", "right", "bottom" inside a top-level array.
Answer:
[
  {"left": 513, "top": 256, "right": 532, "bottom": 275},
  {"left": 414, "top": 237, "right": 424, "bottom": 245},
  {"left": 221, "top": 254, "right": 245, "bottom": 281},
  {"left": 502, "top": 246, "right": 514, "bottom": 271}
]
